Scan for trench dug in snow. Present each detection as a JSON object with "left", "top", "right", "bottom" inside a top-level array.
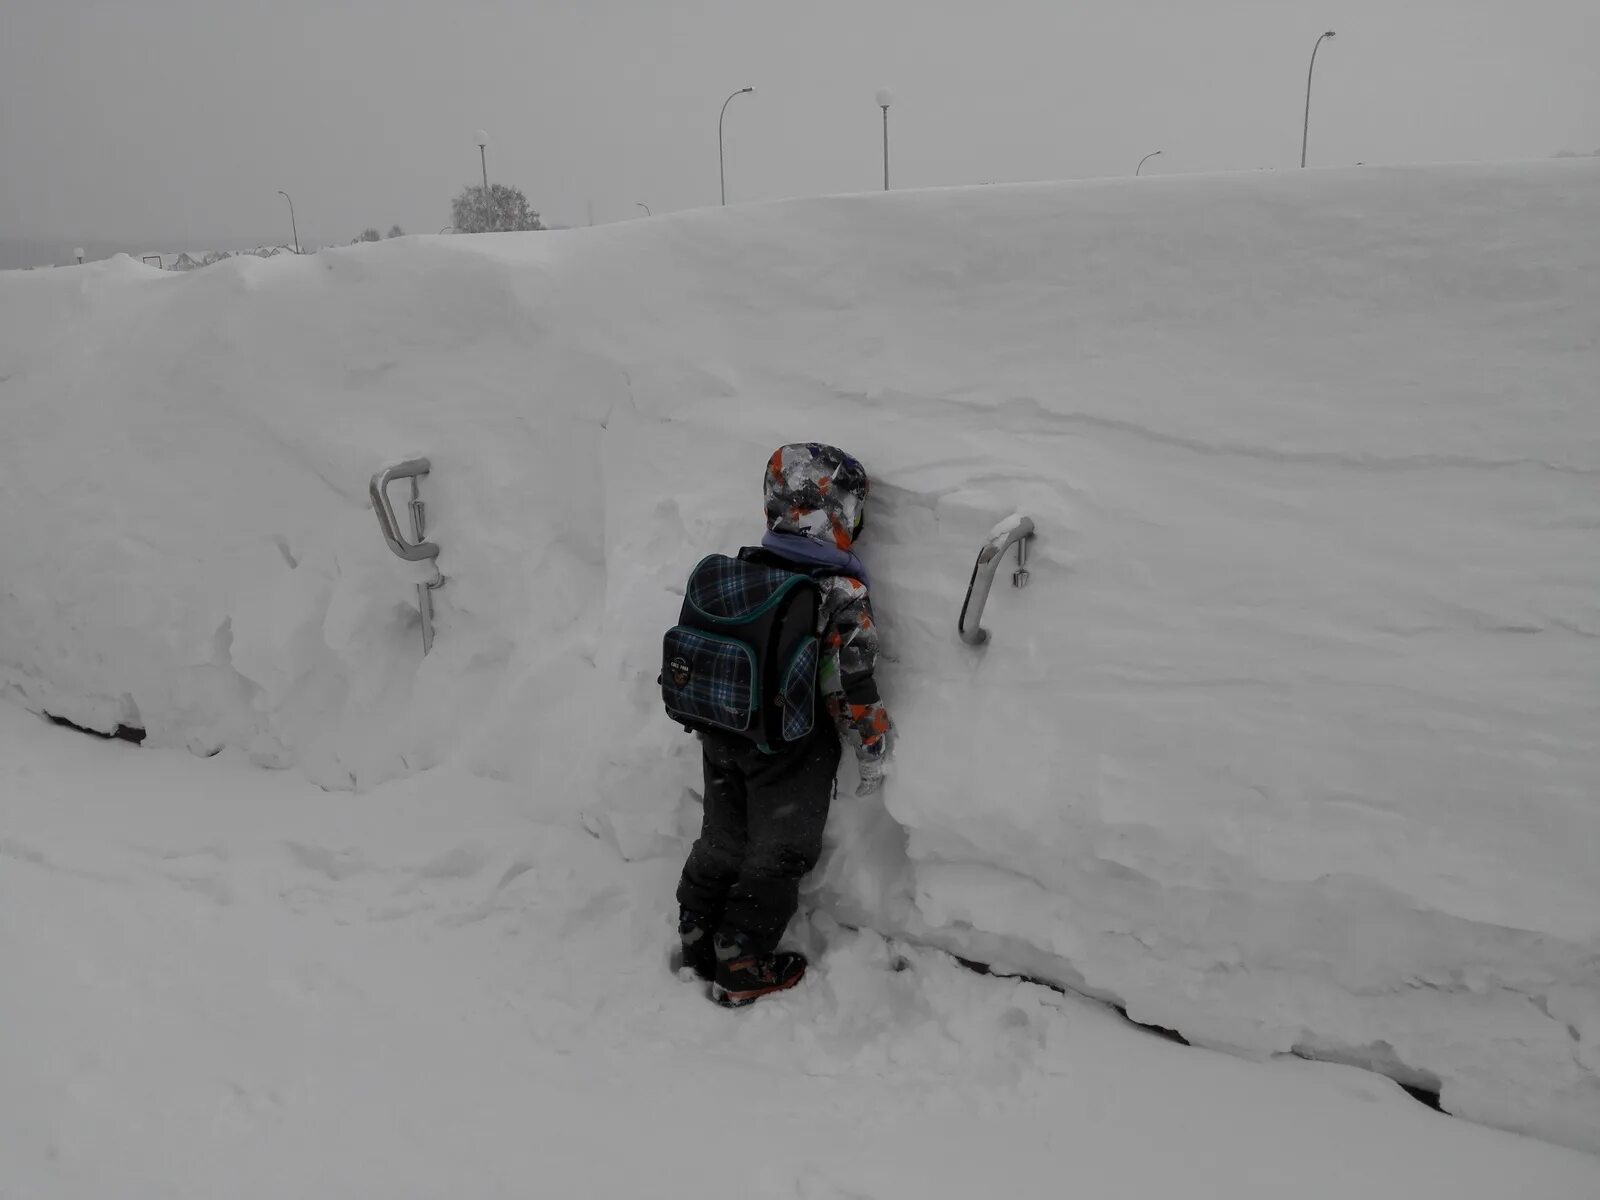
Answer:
[{"left": 27, "top": 708, "right": 1460, "bottom": 1126}]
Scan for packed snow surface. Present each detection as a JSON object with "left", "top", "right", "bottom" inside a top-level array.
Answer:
[
  {"left": 2, "top": 160, "right": 1597, "bottom": 1157},
  {"left": 6, "top": 706, "right": 1600, "bottom": 1199}
]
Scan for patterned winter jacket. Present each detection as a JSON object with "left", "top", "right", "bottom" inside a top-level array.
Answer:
[{"left": 741, "top": 547, "right": 892, "bottom": 764}]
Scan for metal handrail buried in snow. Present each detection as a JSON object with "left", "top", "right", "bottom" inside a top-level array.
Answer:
[
  {"left": 958, "top": 514, "right": 1035, "bottom": 646},
  {"left": 370, "top": 457, "right": 445, "bottom": 654}
]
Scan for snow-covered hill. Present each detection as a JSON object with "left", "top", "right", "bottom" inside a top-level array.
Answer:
[{"left": 2, "top": 160, "right": 1597, "bottom": 1154}]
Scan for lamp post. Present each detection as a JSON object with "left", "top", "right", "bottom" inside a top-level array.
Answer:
[
  {"left": 474, "top": 130, "right": 493, "bottom": 230},
  {"left": 636, "top": 203, "right": 651, "bottom": 217},
  {"left": 719, "top": 87, "right": 754, "bottom": 205},
  {"left": 1301, "top": 31, "right": 1336, "bottom": 168},
  {"left": 277, "top": 190, "right": 300, "bottom": 253},
  {"left": 1136, "top": 150, "right": 1163, "bottom": 176},
  {"left": 876, "top": 88, "right": 894, "bottom": 190}
]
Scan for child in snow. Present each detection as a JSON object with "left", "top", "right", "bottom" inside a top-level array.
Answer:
[{"left": 672, "top": 443, "right": 892, "bottom": 1006}]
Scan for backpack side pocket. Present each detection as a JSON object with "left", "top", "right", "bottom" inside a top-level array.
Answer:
[{"left": 777, "top": 636, "right": 819, "bottom": 742}]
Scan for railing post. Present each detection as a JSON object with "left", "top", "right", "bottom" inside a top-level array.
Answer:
[
  {"left": 369, "top": 458, "right": 444, "bottom": 654},
  {"left": 958, "top": 514, "right": 1035, "bottom": 646}
]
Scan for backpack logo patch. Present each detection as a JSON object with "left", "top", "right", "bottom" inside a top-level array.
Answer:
[{"left": 669, "top": 656, "right": 692, "bottom": 688}]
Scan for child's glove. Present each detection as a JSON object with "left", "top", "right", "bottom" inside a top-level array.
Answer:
[
  {"left": 855, "top": 755, "right": 887, "bottom": 796},
  {"left": 855, "top": 726, "right": 893, "bottom": 796}
]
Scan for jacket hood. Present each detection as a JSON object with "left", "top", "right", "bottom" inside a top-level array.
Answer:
[{"left": 762, "top": 442, "right": 870, "bottom": 551}]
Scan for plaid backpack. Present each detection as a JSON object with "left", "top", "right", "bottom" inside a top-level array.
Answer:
[{"left": 661, "top": 553, "right": 822, "bottom": 752}]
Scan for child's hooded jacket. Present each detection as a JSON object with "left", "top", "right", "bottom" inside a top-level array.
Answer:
[{"left": 746, "top": 443, "right": 892, "bottom": 765}]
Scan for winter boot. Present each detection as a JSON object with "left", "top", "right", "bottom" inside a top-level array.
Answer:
[
  {"left": 709, "top": 932, "right": 807, "bottom": 1008},
  {"left": 671, "top": 909, "right": 717, "bottom": 982}
]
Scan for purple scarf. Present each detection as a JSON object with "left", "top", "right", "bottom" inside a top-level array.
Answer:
[{"left": 761, "top": 530, "right": 869, "bottom": 586}]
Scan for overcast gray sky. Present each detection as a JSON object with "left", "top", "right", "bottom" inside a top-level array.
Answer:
[{"left": 1, "top": 0, "right": 1595, "bottom": 249}]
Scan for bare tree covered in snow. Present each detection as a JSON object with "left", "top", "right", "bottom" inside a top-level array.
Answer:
[{"left": 451, "top": 183, "right": 544, "bottom": 233}]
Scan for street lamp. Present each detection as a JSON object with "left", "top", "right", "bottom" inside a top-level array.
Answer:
[
  {"left": 474, "top": 130, "right": 495, "bottom": 231},
  {"left": 1301, "top": 31, "right": 1336, "bottom": 168},
  {"left": 719, "top": 87, "right": 754, "bottom": 206},
  {"left": 637, "top": 203, "right": 652, "bottom": 217},
  {"left": 277, "top": 190, "right": 300, "bottom": 253},
  {"left": 876, "top": 88, "right": 894, "bottom": 190},
  {"left": 1136, "top": 150, "right": 1163, "bottom": 176}
]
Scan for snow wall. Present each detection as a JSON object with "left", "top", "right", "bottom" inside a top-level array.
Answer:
[{"left": 2, "top": 161, "right": 1597, "bottom": 1153}]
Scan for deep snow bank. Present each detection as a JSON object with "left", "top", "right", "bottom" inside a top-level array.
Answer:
[{"left": 2, "top": 161, "right": 1597, "bottom": 1152}]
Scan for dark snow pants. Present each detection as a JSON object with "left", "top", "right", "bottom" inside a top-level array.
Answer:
[{"left": 675, "top": 727, "right": 841, "bottom": 954}]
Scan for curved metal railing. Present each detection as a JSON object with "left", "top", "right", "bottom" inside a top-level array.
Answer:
[
  {"left": 370, "top": 458, "right": 440, "bottom": 562},
  {"left": 370, "top": 458, "right": 444, "bottom": 654},
  {"left": 958, "top": 514, "right": 1034, "bottom": 646}
]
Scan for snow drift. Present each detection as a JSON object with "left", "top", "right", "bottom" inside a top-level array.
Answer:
[{"left": 2, "top": 161, "right": 1597, "bottom": 1152}]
